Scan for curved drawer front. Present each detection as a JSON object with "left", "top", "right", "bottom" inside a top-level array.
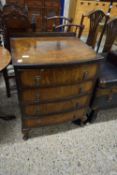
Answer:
[
  {"left": 20, "top": 81, "right": 93, "bottom": 103},
  {"left": 18, "top": 64, "right": 97, "bottom": 88},
  {"left": 23, "top": 108, "right": 86, "bottom": 128},
  {"left": 23, "top": 96, "right": 89, "bottom": 117}
]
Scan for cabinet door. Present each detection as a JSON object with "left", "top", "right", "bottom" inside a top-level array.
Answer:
[
  {"left": 25, "top": 0, "right": 43, "bottom": 9},
  {"left": 28, "top": 8, "right": 43, "bottom": 31},
  {"left": 44, "top": 0, "right": 61, "bottom": 8},
  {"left": 6, "top": 0, "right": 25, "bottom": 6},
  {"left": 45, "top": 7, "right": 61, "bottom": 31}
]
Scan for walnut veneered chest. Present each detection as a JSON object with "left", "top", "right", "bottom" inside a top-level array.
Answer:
[{"left": 11, "top": 34, "right": 103, "bottom": 139}]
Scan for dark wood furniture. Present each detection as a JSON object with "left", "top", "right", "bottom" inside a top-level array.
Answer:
[
  {"left": 2, "top": 5, "right": 33, "bottom": 97},
  {"left": 2, "top": 3, "right": 28, "bottom": 16},
  {"left": 80, "top": 9, "right": 106, "bottom": 48},
  {"left": 87, "top": 18, "right": 117, "bottom": 122},
  {"left": 45, "top": 16, "right": 73, "bottom": 32},
  {"left": 10, "top": 33, "right": 103, "bottom": 139},
  {"left": 6, "top": 0, "right": 61, "bottom": 31},
  {"left": 0, "top": 46, "right": 15, "bottom": 121}
]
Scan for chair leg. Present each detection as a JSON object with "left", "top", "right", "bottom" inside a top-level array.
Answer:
[{"left": 3, "top": 68, "right": 11, "bottom": 97}]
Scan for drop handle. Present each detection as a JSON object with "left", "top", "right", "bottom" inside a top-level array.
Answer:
[
  {"left": 82, "top": 71, "right": 88, "bottom": 80},
  {"left": 35, "top": 93, "right": 40, "bottom": 102},
  {"left": 79, "top": 87, "right": 83, "bottom": 94},
  {"left": 76, "top": 103, "right": 79, "bottom": 108},
  {"left": 35, "top": 106, "right": 40, "bottom": 115},
  {"left": 34, "top": 76, "right": 41, "bottom": 86}
]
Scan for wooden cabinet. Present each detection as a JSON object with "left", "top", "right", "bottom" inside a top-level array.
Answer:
[
  {"left": 6, "top": 0, "right": 61, "bottom": 31},
  {"left": 10, "top": 34, "right": 102, "bottom": 139}
]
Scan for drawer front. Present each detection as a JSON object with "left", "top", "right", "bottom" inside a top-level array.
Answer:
[
  {"left": 23, "top": 96, "right": 90, "bottom": 116},
  {"left": 93, "top": 94, "right": 117, "bottom": 109},
  {"left": 20, "top": 81, "right": 93, "bottom": 103},
  {"left": 23, "top": 108, "right": 86, "bottom": 128},
  {"left": 18, "top": 64, "right": 97, "bottom": 88},
  {"left": 93, "top": 86, "right": 117, "bottom": 109},
  {"left": 96, "top": 86, "right": 117, "bottom": 97}
]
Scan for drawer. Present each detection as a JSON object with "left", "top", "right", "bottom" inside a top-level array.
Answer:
[
  {"left": 96, "top": 86, "right": 117, "bottom": 97},
  {"left": 23, "top": 108, "right": 86, "bottom": 128},
  {"left": 23, "top": 96, "right": 90, "bottom": 116},
  {"left": 18, "top": 64, "right": 97, "bottom": 88},
  {"left": 93, "top": 94, "right": 117, "bottom": 109},
  {"left": 20, "top": 81, "right": 93, "bottom": 103}
]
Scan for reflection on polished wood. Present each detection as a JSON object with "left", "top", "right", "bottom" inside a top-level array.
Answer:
[
  {"left": 0, "top": 47, "right": 11, "bottom": 71},
  {"left": 11, "top": 37, "right": 97, "bottom": 66}
]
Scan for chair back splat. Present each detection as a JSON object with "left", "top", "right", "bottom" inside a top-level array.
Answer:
[
  {"left": 80, "top": 9, "right": 106, "bottom": 48},
  {"left": 102, "top": 18, "right": 117, "bottom": 53}
]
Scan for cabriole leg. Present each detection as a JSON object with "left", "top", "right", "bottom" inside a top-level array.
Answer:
[{"left": 22, "top": 129, "right": 30, "bottom": 140}]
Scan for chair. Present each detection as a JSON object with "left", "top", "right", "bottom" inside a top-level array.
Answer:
[
  {"left": 55, "top": 24, "right": 84, "bottom": 38},
  {"left": 80, "top": 9, "right": 106, "bottom": 48},
  {"left": 86, "top": 18, "right": 117, "bottom": 122},
  {"left": 45, "top": 16, "right": 73, "bottom": 32},
  {"left": 1, "top": 9, "right": 32, "bottom": 97}
]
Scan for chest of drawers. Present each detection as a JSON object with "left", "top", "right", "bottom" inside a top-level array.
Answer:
[{"left": 11, "top": 34, "right": 103, "bottom": 139}]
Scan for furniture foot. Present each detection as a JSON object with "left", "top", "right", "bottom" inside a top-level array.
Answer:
[
  {"left": 87, "top": 109, "right": 98, "bottom": 123},
  {"left": 22, "top": 129, "right": 30, "bottom": 140},
  {"left": 72, "top": 119, "right": 86, "bottom": 126},
  {"left": 0, "top": 115, "right": 16, "bottom": 121}
]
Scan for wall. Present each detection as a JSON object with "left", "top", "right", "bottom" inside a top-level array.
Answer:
[
  {"left": 63, "top": 0, "right": 70, "bottom": 17},
  {"left": 1, "top": 0, "right": 5, "bottom": 5},
  {"left": 69, "top": 0, "right": 77, "bottom": 18}
]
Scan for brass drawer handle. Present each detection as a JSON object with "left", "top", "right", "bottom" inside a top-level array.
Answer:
[
  {"left": 35, "top": 106, "right": 40, "bottom": 115},
  {"left": 76, "top": 103, "right": 79, "bottom": 108},
  {"left": 35, "top": 93, "right": 40, "bottom": 102},
  {"left": 34, "top": 76, "right": 41, "bottom": 86},
  {"left": 79, "top": 87, "right": 83, "bottom": 94},
  {"left": 82, "top": 71, "right": 88, "bottom": 80}
]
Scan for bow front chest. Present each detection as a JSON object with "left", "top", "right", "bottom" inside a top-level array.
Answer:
[{"left": 11, "top": 35, "right": 102, "bottom": 139}]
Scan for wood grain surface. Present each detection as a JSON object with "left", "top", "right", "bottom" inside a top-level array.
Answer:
[
  {"left": 0, "top": 47, "right": 11, "bottom": 71},
  {"left": 11, "top": 37, "right": 97, "bottom": 66}
]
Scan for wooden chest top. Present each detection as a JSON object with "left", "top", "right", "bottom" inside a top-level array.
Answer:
[{"left": 10, "top": 37, "right": 101, "bottom": 67}]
